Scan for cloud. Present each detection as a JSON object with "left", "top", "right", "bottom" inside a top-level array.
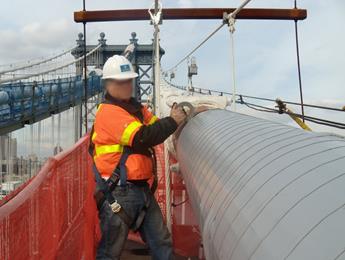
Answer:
[
  {"left": 0, "top": 19, "right": 78, "bottom": 64},
  {"left": 177, "top": 0, "right": 193, "bottom": 8},
  {"left": 2, "top": 0, "right": 345, "bottom": 158}
]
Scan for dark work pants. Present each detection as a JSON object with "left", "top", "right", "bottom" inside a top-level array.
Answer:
[{"left": 96, "top": 183, "right": 174, "bottom": 260}]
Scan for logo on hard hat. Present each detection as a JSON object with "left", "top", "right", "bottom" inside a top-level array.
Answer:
[{"left": 120, "top": 64, "right": 131, "bottom": 72}]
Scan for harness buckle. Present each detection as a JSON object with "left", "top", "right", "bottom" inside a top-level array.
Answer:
[
  {"left": 106, "top": 172, "right": 120, "bottom": 191},
  {"left": 110, "top": 200, "right": 122, "bottom": 213}
]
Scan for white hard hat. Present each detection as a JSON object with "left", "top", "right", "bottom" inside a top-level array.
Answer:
[{"left": 102, "top": 55, "right": 138, "bottom": 80}]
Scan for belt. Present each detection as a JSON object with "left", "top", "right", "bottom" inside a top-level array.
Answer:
[
  {"left": 102, "top": 178, "right": 149, "bottom": 187},
  {"left": 127, "top": 179, "right": 149, "bottom": 186}
]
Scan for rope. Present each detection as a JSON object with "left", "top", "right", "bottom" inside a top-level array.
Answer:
[
  {"left": 172, "top": 197, "right": 189, "bottom": 207},
  {"left": 0, "top": 46, "right": 76, "bottom": 75},
  {"left": 224, "top": 0, "right": 253, "bottom": 111},
  {"left": 240, "top": 100, "right": 345, "bottom": 129},
  {"left": 293, "top": 0, "right": 305, "bottom": 122},
  {"left": 0, "top": 44, "right": 101, "bottom": 85},
  {"left": 168, "top": 83, "right": 344, "bottom": 113},
  {"left": 164, "top": 78, "right": 344, "bottom": 130}
]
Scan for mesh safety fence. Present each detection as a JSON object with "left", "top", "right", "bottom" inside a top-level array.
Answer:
[{"left": 0, "top": 135, "right": 201, "bottom": 259}]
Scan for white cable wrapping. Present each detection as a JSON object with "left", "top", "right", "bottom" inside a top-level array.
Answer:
[{"left": 159, "top": 77, "right": 228, "bottom": 158}]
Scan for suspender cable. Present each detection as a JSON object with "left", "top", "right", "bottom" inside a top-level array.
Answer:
[
  {"left": 83, "top": 0, "right": 88, "bottom": 135},
  {"left": 154, "top": 2, "right": 161, "bottom": 116},
  {"left": 228, "top": 18, "right": 237, "bottom": 111},
  {"left": 150, "top": 0, "right": 173, "bottom": 232},
  {"left": 294, "top": 0, "right": 305, "bottom": 122},
  {"left": 149, "top": 0, "right": 162, "bottom": 116},
  {"left": 225, "top": 0, "right": 253, "bottom": 111}
]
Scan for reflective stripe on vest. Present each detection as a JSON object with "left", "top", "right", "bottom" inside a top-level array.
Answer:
[
  {"left": 95, "top": 144, "right": 123, "bottom": 156},
  {"left": 92, "top": 132, "right": 97, "bottom": 141},
  {"left": 120, "top": 121, "right": 143, "bottom": 145},
  {"left": 148, "top": 115, "right": 158, "bottom": 125},
  {"left": 97, "top": 104, "right": 103, "bottom": 111}
]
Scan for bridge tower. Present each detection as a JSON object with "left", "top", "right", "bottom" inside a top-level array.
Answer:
[{"left": 71, "top": 32, "right": 165, "bottom": 106}]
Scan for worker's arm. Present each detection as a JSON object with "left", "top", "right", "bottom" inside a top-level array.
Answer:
[
  {"left": 141, "top": 104, "right": 159, "bottom": 125},
  {"left": 131, "top": 103, "right": 186, "bottom": 148},
  {"left": 116, "top": 103, "right": 185, "bottom": 149},
  {"left": 131, "top": 116, "right": 178, "bottom": 149}
]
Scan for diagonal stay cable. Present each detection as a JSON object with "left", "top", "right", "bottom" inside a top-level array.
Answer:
[
  {"left": 165, "top": 22, "right": 226, "bottom": 73},
  {"left": 165, "top": 0, "right": 254, "bottom": 73},
  {"left": 178, "top": 83, "right": 344, "bottom": 113},
  {"left": 0, "top": 44, "right": 101, "bottom": 85},
  {"left": 0, "top": 46, "right": 76, "bottom": 75}
]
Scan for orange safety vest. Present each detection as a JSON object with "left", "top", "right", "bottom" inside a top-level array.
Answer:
[{"left": 91, "top": 102, "right": 159, "bottom": 180}]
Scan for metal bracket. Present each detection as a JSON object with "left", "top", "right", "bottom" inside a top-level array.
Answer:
[
  {"left": 223, "top": 12, "right": 236, "bottom": 33},
  {"left": 110, "top": 200, "right": 122, "bottom": 213}
]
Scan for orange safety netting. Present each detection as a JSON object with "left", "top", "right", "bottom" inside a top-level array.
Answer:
[
  {"left": 153, "top": 144, "right": 202, "bottom": 257},
  {"left": 0, "top": 135, "right": 100, "bottom": 260},
  {"left": 0, "top": 135, "right": 201, "bottom": 259}
]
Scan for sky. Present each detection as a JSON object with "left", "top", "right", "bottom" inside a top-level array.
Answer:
[{"left": 0, "top": 0, "right": 344, "bottom": 156}]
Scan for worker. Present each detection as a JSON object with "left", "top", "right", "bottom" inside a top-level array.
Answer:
[{"left": 89, "top": 55, "right": 186, "bottom": 260}]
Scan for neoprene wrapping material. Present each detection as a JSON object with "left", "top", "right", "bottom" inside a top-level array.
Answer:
[{"left": 176, "top": 109, "right": 345, "bottom": 260}]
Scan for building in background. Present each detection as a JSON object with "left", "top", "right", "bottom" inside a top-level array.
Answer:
[
  {"left": 0, "top": 135, "right": 45, "bottom": 197},
  {"left": 0, "top": 135, "right": 17, "bottom": 182}
]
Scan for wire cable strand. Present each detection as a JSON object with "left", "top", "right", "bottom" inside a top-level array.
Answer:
[
  {"left": 0, "top": 46, "right": 76, "bottom": 75},
  {"left": 239, "top": 100, "right": 345, "bottom": 129},
  {"left": 177, "top": 84, "right": 344, "bottom": 113},
  {"left": 0, "top": 44, "right": 101, "bottom": 85},
  {"left": 164, "top": 78, "right": 344, "bottom": 129},
  {"left": 166, "top": 23, "right": 225, "bottom": 73}
]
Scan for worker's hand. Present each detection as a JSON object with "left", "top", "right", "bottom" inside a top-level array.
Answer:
[{"left": 170, "top": 103, "right": 187, "bottom": 125}]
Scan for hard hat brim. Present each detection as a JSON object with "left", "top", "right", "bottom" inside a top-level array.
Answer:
[{"left": 102, "top": 72, "right": 138, "bottom": 80}]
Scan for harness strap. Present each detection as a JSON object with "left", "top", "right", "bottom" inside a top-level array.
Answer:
[
  {"left": 118, "top": 146, "right": 132, "bottom": 186},
  {"left": 150, "top": 147, "right": 158, "bottom": 194},
  {"left": 132, "top": 188, "right": 151, "bottom": 232},
  {"left": 89, "top": 99, "right": 158, "bottom": 231},
  {"left": 89, "top": 125, "right": 133, "bottom": 227}
]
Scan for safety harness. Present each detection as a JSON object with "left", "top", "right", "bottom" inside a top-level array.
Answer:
[{"left": 88, "top": 98, "right": 158, "bottom": 231}]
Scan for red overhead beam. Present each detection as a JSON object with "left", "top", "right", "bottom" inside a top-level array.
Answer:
[{"left": 74, "top": 8, "right": 307, "bottom": 23}]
